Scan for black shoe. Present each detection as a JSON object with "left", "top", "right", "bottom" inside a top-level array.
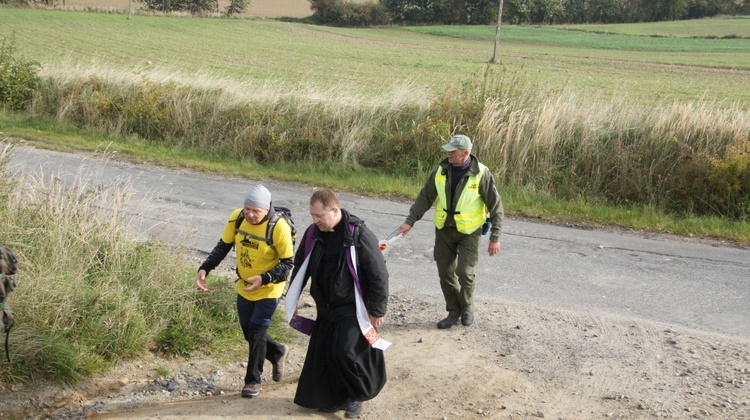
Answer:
[
  {"left": 437, "top": 315, "right": 459, "bottom": 329},
  {"left": 345, "top": 401, "right": 363, "bottom": 418},
  {"left": 461, "top": 312, "right": 474, "bottom": 326}
]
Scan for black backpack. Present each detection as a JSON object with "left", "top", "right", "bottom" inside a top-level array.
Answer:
[
  {"left": 0, "top": 244, "right": 18, "bottom": 363},
  {"left": 234, "top": 205, "right": 297, "bottom": 251}
]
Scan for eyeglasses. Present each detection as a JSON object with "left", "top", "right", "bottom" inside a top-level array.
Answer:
[{"left": 310, "top": 208, "right": 333, "bottom": 221}]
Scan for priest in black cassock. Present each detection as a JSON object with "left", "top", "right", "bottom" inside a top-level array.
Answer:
[{"left": 289, "top": 188, "right": 389, "bottom": 419}]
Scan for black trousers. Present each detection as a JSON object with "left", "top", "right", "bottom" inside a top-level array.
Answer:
[
  {"left": 241, "top": 323, "right": 286, "bottom": 385},
  {"left": 237, "top": 296, "right": 286, "bottom": 385}
]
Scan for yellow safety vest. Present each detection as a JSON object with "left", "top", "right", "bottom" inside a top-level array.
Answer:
[{"left": 434, "top": 163, "right": 488, "bottom": 234}]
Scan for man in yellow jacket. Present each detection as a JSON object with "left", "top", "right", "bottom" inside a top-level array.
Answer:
[
  {"left": 398, "top": 135, "right": 504, "bottom": 329},
  {"left": 196, "top": 184, "right": 293, "bottom": 397}
]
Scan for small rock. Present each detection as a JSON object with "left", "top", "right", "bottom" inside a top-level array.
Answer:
[
  {"left": 166, "top": 379, "right": 179, "bottom": 392},
  {"left": 118, "top": 377, "right": 130, "bottom": 387}
]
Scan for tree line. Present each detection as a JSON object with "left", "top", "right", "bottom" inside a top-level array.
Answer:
[
  {"left": 311, "top": 0, "right": 748, "bottom": 26},
  {"left": 3, "top": 0, "right": 746, "bottom": 23}
]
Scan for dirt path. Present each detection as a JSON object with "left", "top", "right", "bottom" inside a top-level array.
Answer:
[{"left": 2, "top": 289, "right": 749, "bottom": 419}]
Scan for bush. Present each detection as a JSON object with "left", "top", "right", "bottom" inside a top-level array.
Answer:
[
  {"left": 0, "top": 36, "right": 41, "bottom": 111},
  {"left": 705, "top": 147, "right": 750, "bottom": 219},
  {"left": 312, "top": 0, "right": 391, "bottom": 27}
]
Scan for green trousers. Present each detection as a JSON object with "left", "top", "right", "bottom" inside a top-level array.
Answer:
[{"left": 433, "top": 226, "right": 481, "bottom": 317}]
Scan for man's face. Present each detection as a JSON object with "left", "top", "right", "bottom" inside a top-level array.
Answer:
[
  {"left": 447, "top": 148, "right": 470, "bottom": 165},
  {"left": 309, "top": 201, "right": 338, "bottom": 232},
  {"left": 243, "top": 204, "right": 269, "bottom": 225}
]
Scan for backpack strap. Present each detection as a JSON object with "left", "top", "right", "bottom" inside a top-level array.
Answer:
[
  {"left": 265, "top": 212, "right": 283, "bottom": 249},
  {"left": 235, "top": 210, "right": 285, "bottom": 251}
]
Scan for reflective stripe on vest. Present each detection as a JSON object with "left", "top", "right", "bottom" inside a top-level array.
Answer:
[{"left": 434, "top": 163, "right": 487, "bottom": 234}]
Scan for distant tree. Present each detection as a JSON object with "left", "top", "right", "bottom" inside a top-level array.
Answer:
[
  {"left": 638, "top": 0, "right": 688, "bottom": 21},
  {"left": 184, "top": 0, "right": 214, "bottom": 14},
  {"left": 309, "top": 0, "right": 390, "bottom": 26},
  {"left": 226, "top": 0, "right": 249, "bottom": 16},
  {"left": 531, "top": 0, "right": 565, "bottom": 23},
  {"left": 587, "top": 0, "right": 621, "bottom": 22},
  {"left": 467, "top": 0, "right": 496, "bottom": 24},
  {"left": 138, "top": 0, "right": 214, "bottom": 14},
  {"left": 381, "top": 0, "right": 495, "bottom": 24},
  {"left": 382, "top": 0, "right": 745, "bottom": 24}
]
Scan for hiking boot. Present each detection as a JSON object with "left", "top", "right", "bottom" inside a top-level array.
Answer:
[
  {"left": 461, "top": 312, "right": 474, "bottom": 326},
  {"left": 345, "top": 401, "right": 363, "bottom": 418},
  {"left": 437, "top": 315, "right": 459, "bottom": 329},
  {"left": 272, "top": 344, "right": 289, "bottom": 382},
  {"left": 241, "top": 383, "right": 261, "bottom": 398}
]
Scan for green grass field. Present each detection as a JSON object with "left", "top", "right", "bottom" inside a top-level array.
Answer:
[
  {"left": 559, "top": 16, "right": 750, "bottom": 38},
  {"left": 1, "top": 8, "right": 748, "bottom": 103}
]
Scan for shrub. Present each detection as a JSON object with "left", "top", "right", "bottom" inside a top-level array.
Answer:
[
  {"left": 312, "top": 0, "right": 391, "bottom": 27},
  {"left": 705, "top": 146, "right": 750, "bottom": 219},
  {"left": 0, "top": 36, "right": 41, "bottom": 111}
]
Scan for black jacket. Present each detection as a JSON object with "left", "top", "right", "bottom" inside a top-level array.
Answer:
[{"left": 290, "top": 209, "right": 388, "bottom": 320}]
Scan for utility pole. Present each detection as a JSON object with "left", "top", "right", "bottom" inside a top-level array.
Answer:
[
  {"left": 489, "top": 0, "right": 504, "bottom": 64},
  {"left": 128, "top": 0, "right": 132, "bottom": 19}
]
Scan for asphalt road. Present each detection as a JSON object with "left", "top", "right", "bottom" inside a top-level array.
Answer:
[{"left": 8, "top": 144, "right": 750, "bottom": 339}]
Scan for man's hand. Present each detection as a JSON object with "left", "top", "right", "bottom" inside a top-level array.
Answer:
[
  {"left": 195, "top": 269, "right": 209, "bottom": 291},
  {"left": 370, "top": 315, "right": 384, "bottom": 328},
  {"left": 397, "top": 223, "right": 412, "bottom": 236},
  {"left": 242, "top": 275, "right": 263, "bottom": 293},
  {"left": 488, "top": 241, "right": 501, "bottom": 256}
]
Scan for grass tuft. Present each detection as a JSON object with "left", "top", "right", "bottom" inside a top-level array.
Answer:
[{"left": 0, "top": 144, "right": 286, "bottom": 383}]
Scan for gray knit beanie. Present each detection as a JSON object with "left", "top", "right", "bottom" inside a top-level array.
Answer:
[{"left": 244, "top": 184, "right": 271, "bottom": 209}]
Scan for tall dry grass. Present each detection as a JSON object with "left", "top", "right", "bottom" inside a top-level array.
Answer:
[
  {"left": 474, "top": 87, "right": 749, "bottom": 217},
  {"left": 0, "top": 144, "right": 238, "bottom": 382},
  {"left": 27, "top": 64, "right": 750, "bottom": 219},
  {"left": 33, "top": 64, "right": 432, "bottom": 168}
]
